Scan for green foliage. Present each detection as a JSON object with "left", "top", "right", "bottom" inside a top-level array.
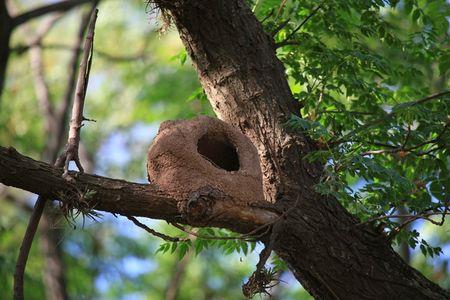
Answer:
[
  {"left": 156, "top": 227, "right": 257, "bottom": 259},
  {"left": 252, "top": 0, "right": 450, "bottom": 262}
]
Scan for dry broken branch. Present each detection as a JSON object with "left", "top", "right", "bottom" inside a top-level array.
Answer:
[
  {"left": 55, "top": 9, "right": 98, "bottom": 176},
  {"left": 53, "top": 2, "right": 100, "bottom": 161}
]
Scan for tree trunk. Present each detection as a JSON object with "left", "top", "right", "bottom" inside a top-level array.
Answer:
[
  {"left": 0, "top": 0, "right": 12, "bottom": 98},
  {"left": 39, "top": 209, "right": 69, "bottom": 300},
  {"left": 156, "top": 0, "right": 449, "bottom": 298}
]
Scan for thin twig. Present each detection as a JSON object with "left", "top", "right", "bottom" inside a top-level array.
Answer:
[
  {"left": 127, "top": 216, "right": 187, "bottom": 243},
  {"left": 401, "top": 125, "right": 411, "bottom": 149},
  {"left": 388, "top": 204, "right": 448, "bottom": 240},
  {"left": 271, "top": 18, "right": 290, "bottom": 37},
  {"left": 241, "top": 197, "right": 300, "bottom": 298},
  {"left": 355, "top": 207, "right": 449, "bottom": 234},
  {"left": 360, "top": 120, "right": 449, "bottom": 157},
  {"left": 332, "top": 90, "right": 450, "bottom": 146},
  {"left": 260, "top": 9, "right": 274, "bottom": 24},
  {"left": 12, "top": 43, "right": 149, "bottom": 62},
  {"left": 170, "top": 222, "right": 256, "bottom": 242},
  {"left": 414, "top": 90, "right": 450, "bottom": 106},
  {"left": 275, "top": 1, "right": 325, "bottom": 48},
  {"left": 316, "top": 109, "right": 376, "bottom": 116},
  {"left": 53, "top": 2, "right": 100, "bottom": 161},
  {"left": 275, "top": 0, "right": 287, "bottom": 19}
]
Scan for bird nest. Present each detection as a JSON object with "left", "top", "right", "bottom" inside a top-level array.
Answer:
[{"left": 147, "top": 116, "right": 264, "bottom": 205}]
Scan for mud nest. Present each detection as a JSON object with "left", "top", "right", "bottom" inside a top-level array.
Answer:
[{"left": 147, "top": 116, "right": 264, "bottom": 204}]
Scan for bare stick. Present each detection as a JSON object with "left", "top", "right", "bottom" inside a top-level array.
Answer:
[
  {"left": 275, "top": 1, "right": 325, "bottom": 48},
  {"left": 13, "top": 9, "right": 98, "bottom": 300},
  {"left": 127, "top": 216, "right": 187, "bottom": 243},
  {"left": 55, "top": 9, "right": 98, "bottom": 176},
  {"left": 54, "top": 1, "right": 100, "bottom": 161}
]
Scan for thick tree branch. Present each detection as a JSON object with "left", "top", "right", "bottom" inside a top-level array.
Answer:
[
  {"left": 0, "top": 146, "right": 278, "bottom": 233},
  {"left": 11, "top": 0, "right": 92, "bottom": 27}
]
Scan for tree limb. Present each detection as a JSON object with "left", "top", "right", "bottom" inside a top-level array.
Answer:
[
  {"left": 13, "top": 193, "right": 47, "bottom": 300},
  {"left": 53, "top": 1, "right": 100, "bottom": 161},
  {"left": 55, "top": 8, "right": 98, "bottom": 176},
  {"left": 11, "top": 0, "right": 93, "bottom": 27},
  {"left": 0, "top": 146, "right": 278, "bottom": 233}
]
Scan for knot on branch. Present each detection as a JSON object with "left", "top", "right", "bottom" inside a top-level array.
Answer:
[
  {"left": 147, "top": 116, "right": 264, "bottom": 205},
  {"left": 179, "top": 186, "right": 224, "bottom": 223}
]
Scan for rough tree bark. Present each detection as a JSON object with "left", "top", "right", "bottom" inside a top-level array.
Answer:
[
  {"left": 155, "top": 0, "right": 449, "bottom": 299},
  {"left": 0, "top": 146, "right": 277, "bottom": 233}
]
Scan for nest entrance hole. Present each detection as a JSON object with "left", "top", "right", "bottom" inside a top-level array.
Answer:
[{"left": 197, "top": 131, "right": 240, "bottom": 171}]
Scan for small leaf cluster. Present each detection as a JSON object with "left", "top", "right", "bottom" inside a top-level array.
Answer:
[{"left": 156, "top": 227, "right": 257, "bottom": 260}]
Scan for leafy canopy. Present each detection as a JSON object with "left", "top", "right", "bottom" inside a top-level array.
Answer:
[
  {"left": 247, "top": 0, "right": 450, "bottom": 256},
  {"left": 159, "top": 0, "right": 449, "bottom": 268}
]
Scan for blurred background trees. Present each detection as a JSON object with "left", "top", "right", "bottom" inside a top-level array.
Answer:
[{"left": 0, "top": 0, "right": 448, "bottom": 299}]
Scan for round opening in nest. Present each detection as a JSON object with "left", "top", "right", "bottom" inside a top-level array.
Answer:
[{"left": 197, "top": 131, "right": 240, "bottom": 171}]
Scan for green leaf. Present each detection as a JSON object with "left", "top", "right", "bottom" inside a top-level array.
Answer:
[
  {"left": 170, "top": 242, "right": 178, "bottom": 254},
  {"left": 194, "top": 239, "right": 205, "bottom": 255},
  {"left": 429, "top": 179, "right": 448, "bottom": 201},
  {"left": 420, "top": 244, "right": 427, "bottom": 256},
  {"left": 178, "top": 243, "right": 190, "bottom": 260},
  {"left": 404, "top": 0, "right": 414, "bottom": 15},
  {"left": 412, "top": 9, "right": 421, "bottom": 23},
  {"left": 439, "top": 53, "right": 450, "bottom": 76}
]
